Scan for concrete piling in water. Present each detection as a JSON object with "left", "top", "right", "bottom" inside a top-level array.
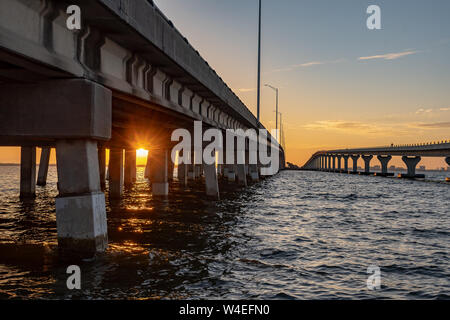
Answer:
[
  {"left": 399, "top": 156, "right": 423, "bottom": 179},
  {"left": 55, "top": 139, "right": 108, "bottom": 254},
  {"left": 236, "top": 164, "right": 247, "bottom": 186},
  {"left": 227, "top": 164, "right": 236, "bottom": 182},
  {"left": 204, "top": 163, "right": 219, "bottom": 199},
  {"left": 342, "top": 155, "right": 349, "bottom": 173},
  {"left": 361, "top": 155, "right": 373, "bottom": 175},
  {"left": 149, "top": 148, "right": 169, "bottom": 196},
  {"left": 98, "top": 147, "right": 106, "bottom": 190},
  {"left": 350, "top": 155, "right": 360, "bottom": 174},
  {"left": 20, "top": 146, "right": 36, "bottom": 198},
  {"left": 124, "top": 149, "right": 136, "bottom": 187},
  {"left": 37, "top": 147, "right": 51, "bottom": 186},
  {"left": 376, "top": 155, "right": 393, "bottom": 177},
  {"left": 109, "top": 148, "right": 124, "bottom": 199}
]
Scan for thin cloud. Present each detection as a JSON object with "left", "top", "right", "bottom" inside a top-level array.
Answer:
[
  {"left": 416, "top": 108, "right": 433, "bottom": 114},
  {"left": 358, "top": 50, "right": 418, "bottom": 61},
  {"left": 440, "top": 107, "right": 450, "bottom": 112},
  {"left": 237, "top": 88, "right": 255, "bottom": 92},
  {"left": 411, "top": 122, "right": 450, "bottom": 129},
  {"left": 303, "top": 120, "right": 411, "bottom": 136},
  {"left": 271, "top": 59, "right": 344, "bottom": 73}
]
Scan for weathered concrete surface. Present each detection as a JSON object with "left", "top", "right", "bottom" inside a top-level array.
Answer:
[
  {"left": 37, "top": 147, "right": 51, "bottom": 186},
  {"left": 20, "top": 146, "right": 36, "bottom": 198}
]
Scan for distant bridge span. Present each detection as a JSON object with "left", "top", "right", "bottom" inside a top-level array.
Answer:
[{"left": 303, "top": 141, "right": 450, "bottom": 178}]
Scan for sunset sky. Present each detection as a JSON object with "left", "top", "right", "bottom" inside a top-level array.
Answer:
[{"left": 1, "top": 0, "right": 449, "bottom": 168}]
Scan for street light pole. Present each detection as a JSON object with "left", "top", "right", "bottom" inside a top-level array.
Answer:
[
  {"left": 265, "top": 84, "right": 279, "bottom": 138},
  {"left": 256, "top": 0, "right": 262, "bottom": 124}
]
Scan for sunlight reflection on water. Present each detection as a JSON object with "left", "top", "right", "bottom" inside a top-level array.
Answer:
[{"left": 0, "top": 166, "right": 449, "bottom": 299}]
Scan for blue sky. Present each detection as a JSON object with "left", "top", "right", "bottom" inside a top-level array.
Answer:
[{"left": 155, "top": 0, "right": 450, "bottom": 165}]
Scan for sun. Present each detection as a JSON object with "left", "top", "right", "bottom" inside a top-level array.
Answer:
[{"left": 136, "top": 148, "right": 148, "bottom": 158}]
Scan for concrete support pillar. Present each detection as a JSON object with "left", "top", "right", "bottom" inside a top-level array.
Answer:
[
  {"left": 361, "top": 155, "right": 373, "bottom": 174},
  {"left": 37, "top": 147, "right": 51, "bottom": 186},
  {"left": 401, "top": 156, "right": 421, "bottom": 178},
  {"left": 109, "top": 148, "right": 124, "bottom": 199},
  {"left": 124, "top": 149, "right": 136, "bottom": 186},
  {"left": 55, "top": 139, "right": 108, "bottom": 254},
  {"left": 149, "top": 149, "right": 169, "bottom": 196},
  {"left": 236, "top": 164, "right": 247, "bottom": 186},
  {"left": 144, "top": 152, "right": 151, "bottom": 179},
  {"left": 194, "top": 164, "right": 202, "bottom": 179},
  {"left": 249, "top": 164, "right": 259, "bottom": 181},
  {"left": 204, "top": 163, "right": 219, "bottom": 199},
  {"left": 20, "top": 146, "right": 36, "bottom": 198},
  {"left": 332, "top": 155, "right": 336, "bottom": 171},
  {"left": 98, "top": 147, "right": 106, "bottom": 189},
  {"left": 377, "top": 155, "right": 392, "bottom": 175},
  {"left": 223, "top": 166, "right": 229, "bottom": 179},
  {"left": 343, "top": 155, "right": 349, "bottom": 172},
  {"left": 350, "top": 155, "right": 360, "bottom": 173},
  {"left": 168, "top": 158, "right": 174, "bottom": 181},
  {"left": 178, "top": 163, "right": 187, "bottom": 185},
  {"left": 227, "top": 164, "right": 236, "bottom": 182},
  {"left": 337, "top": 155, "right": 342, "bottom": 171},
  {"left": 187, "top": 164, "right": 195, "bottom": 180}
]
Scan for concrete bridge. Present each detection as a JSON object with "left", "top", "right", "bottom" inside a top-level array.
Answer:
[
  {"left": 0, "top": 0, "right": 284, "bottom": 255},
  {"left": 302, "top": 141, "right": 450, "bottom": 179}
]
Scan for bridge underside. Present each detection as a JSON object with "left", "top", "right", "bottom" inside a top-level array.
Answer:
[{"left": 0, "top": 0, "right": 285, "bottom": 256}]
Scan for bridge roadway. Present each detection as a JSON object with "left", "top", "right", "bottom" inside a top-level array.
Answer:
[
  {"left": 302, "top": 141, "right": 450, "bottom": 179},
  {"left": 0, "top": 0, "right": 285, "bottom": 255}
]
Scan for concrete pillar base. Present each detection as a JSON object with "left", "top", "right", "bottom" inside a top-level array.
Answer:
[{"left": 56, "top": 192, "right": 108, "bottom": 253}]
